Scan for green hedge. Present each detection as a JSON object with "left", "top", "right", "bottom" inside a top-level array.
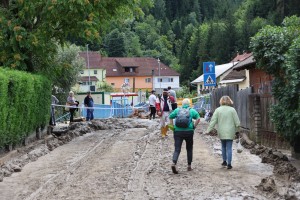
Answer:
[{"left": 0, "top": 68, "right": 51, "bottom": 148}]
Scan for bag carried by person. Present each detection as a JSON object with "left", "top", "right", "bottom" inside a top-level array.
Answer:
[
  {"left": 65, "top": 103, "right": 70, "bottom": 111},
  {"left": 175, "top": 108, "right": 191, "bottom": 128}
]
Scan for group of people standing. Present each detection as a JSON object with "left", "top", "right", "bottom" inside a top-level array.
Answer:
[{"left": 49, "top": 91, "right": 95, "bottom": 125}]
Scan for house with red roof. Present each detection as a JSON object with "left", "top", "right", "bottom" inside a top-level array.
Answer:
[
  {"left": 219, "top": 52, "right": 252, "bottom": 89},
  {"left": 77, "top": 52, "right": 180, "bottom": 93},
  {"left": 232, "top": 54, "right": 273, "bottom": 94}
]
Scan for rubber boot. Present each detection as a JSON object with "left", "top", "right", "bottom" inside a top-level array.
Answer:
[
  {"left": 164, "top": 125, "right": 169, "bottom": 136},
  {"left": 161, "top": 126, "right": 168, "bottom": 137}
]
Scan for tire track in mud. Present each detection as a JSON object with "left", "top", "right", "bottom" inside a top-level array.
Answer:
[
  {"left": 34, "top": 126, "right": 152, "bottom": 200},
  {"left": 125, "top": 127, "right": 159, "bottom": 199},
  {"left": 24, "top": 130, "right": 121, "bottom": 200},
  {"left": 125, "top": 124, "right": 173, "bottom": 200}
]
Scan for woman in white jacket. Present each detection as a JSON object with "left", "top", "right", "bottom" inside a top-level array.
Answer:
[{"left": 156, "top": 89, "right": 174, "bottom": 137}]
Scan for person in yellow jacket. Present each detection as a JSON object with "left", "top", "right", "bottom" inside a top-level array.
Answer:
[
  {"left": 156, "top": 89, "right": 174, "bottom": 137},
  {"left": 206, "top": 96, "right": 240, "bottom": 169}
]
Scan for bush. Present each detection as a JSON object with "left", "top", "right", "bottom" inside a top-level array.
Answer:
[{"left": 0, "top": 68, "right": 51, "bottom": 148}]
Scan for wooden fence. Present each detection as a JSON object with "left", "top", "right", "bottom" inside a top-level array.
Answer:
[
  {"left": 210, "top": 85, "right": 290, "bottom": 150},
  {"left": 210, "top": 85, "right": 238, "bottom": 111},
  {"left": 236, "top": 88, "right": 252, "bottom": 129}
]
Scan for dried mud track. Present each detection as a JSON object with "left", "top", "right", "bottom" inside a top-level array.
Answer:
[{"left": 0, "top": 119, "right": 276, "bottom": 200}]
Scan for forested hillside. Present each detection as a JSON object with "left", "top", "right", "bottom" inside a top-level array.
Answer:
[{"left": 86, "top": 0, "right": 300, "bottom": 86}]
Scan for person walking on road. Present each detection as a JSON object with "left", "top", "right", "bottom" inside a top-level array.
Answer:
[
  {"left": 168, "top": 86, "right": 177, "bottom": 110},
  {"left": 169, "top": 98, "right": 200, "bottom": 174},
  {"left": 148, "top": 90, "right": 157, "bottom": 120},
  {"left": 206, "top": 96, "right": 240, "bottom": 169},
  {"left": 156, "top": 88, "right": 174, "bottom": 138},
  {"left": 84, "top": 91, "right": 94, "bottom": 121}
]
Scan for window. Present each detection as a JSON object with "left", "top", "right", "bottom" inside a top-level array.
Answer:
[
  {"left": 113, "top": 69, "right": 117, "bottom": 72},
  {"left": 158, "top": 77, "right": 174, "bottom": 82},
  {"left": 111, "top": 83, "right": 115, "bottom": 86},
  {"left": 82, "top": 82, "right": 86, "bottom": 85},
  {"left": 145, "top": 78, "right": 151, "bottom": 83},
  {"left": 124, "top": 78, "right": 130, "bottom": 83},
  {"left": 94, "top": 70, "right": 97, "bottom": 74},
  {"left": 125, "top": 67, "right": 135, "bottom": 73}
]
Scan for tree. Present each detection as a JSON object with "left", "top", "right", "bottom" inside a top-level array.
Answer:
[
  {"left": 151, "top": 0, "right": 166, "bottom": 20},
  {"left": 104, "top": 29, "right": 126, "bottom": 57},
  {"left": 0, "top": 0, "right": 152, "bottom": 72},
  {"left": 250, "top": 16, "right": 300, "bottom": 149},
  {"left": 50, "top": 44, "right": 85, "bottom": 93}
]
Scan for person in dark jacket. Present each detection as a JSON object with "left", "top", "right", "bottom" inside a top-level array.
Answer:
[
  {"left": 84, "top": 91, "right": 94, "bottom": 121},
  {"left": 49, "top": 95, "right": 59, "bottom": 126}
]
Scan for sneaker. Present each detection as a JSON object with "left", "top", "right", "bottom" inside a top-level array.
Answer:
[
  {"left": 187, "top": 165, "right": 192, "bottom": 171},
  {"left": 171, "top": 164, "right": 178, "bottom": 174},
  {"left": 221, "top": 161, "right": 227, "bottom": 166},
  {"left": 227, "top": 165, "right": 232, "bottom": 169}
]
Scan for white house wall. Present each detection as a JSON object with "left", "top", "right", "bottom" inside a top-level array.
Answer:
[{"left": 154, "top": 76, "right": 180, "bottom": 91}]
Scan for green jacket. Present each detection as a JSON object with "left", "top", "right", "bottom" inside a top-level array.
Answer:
[
  {"left": 207, "top": 105, "right": 240, "bottom": 140},
  {"left": 169, "top": 105, "right": 200, "bottom": 131}
]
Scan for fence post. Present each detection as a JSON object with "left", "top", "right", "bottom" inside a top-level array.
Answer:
[{"left": 253, "top": 94, "right": 262, "bottom": 144}]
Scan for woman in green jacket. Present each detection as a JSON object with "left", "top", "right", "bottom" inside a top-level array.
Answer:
[{"left": 206, "top": 96, "right": 240, "bottom": 169}]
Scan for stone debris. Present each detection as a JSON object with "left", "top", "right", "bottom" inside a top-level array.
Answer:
[{"left": 256, "top": 176, "right": 277, "bottom": 192}]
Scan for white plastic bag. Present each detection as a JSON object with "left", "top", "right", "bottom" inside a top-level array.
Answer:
[{"left": 237, "top": 138, "right": 243, "bottom": 153}]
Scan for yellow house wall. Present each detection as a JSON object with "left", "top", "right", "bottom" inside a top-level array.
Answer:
[{"left": 81, "top": 68, "right": 106, "bottom": 82}]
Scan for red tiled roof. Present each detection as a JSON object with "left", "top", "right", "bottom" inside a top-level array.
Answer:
[
  {"left": 233, "top": 55, "right": 256, "bottom": 71},
  {"left": 222, "top": 69, "right": 246, "bottom": 80},
  {"left": 115, "top": 58, "right": 139, "bottom": 67},
  {"left": 231, "top": 52, "right": 252, "bottom": 62},
  {"left": 79, "top": 52, "right": 101, "bottom": 68},
  {"left": 79, "top": 52, "right": 180, "bottom": 77},
  {"left": 79, "top": 76, "right": 99, "bottom": 81}
]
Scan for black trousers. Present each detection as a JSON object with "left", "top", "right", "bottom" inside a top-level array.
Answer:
[
  {"left": 149, "top": 106, "right": 156, "bottom": 119},
  {"left": 173, "top": 130, "right": 194, "bottom": 165},
  {"left": 69, "top": 108, "right": 76, "bottom": 122},
  {"left": 49, "top": 107, "right": 56, "bottom": 125}
]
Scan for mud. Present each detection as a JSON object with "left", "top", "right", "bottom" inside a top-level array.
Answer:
[{"left": 0, "top": 118, "right": 299, "bottom": 200}]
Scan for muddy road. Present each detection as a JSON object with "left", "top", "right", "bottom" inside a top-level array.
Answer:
[{"left": 0, "top": 118, "right": 299, "bottom": 200}]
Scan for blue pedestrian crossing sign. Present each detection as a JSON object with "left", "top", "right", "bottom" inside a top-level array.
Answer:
[
  {"left": 204, "top": 74, "right": 216, "bottom": 86},
  {"left": 203, "top": 62, "right": 216, "bottom": 86}
]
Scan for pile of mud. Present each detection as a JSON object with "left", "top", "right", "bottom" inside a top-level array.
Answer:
[
  {"left": 248, "top": 142, "right": 300, "bottom": 199},
  {"left": 250, "top": 145, "right": 300, "bottom": 182},
  {"left": 0, "top": 118, "right": 148, "bottom": 182},
  {"left": 201, "top": 127, "right": 300, "bottom": 199}
]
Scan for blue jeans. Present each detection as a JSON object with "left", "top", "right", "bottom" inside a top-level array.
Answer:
[
  {"left": 221, "top": 139, "right": 233, "bottom": 165},
  {"left": 86, "top": 108, "right": 94, "bottom": 121},
  {"left": 173, "top": 131, "right": 194, "bottom": 165}
]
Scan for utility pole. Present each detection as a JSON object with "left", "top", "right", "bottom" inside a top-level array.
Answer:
[
  {"left": 158, "top": 58, "right": 161, "bottom": 93},
  {"left": 86, "top": 44, "right": 90, "bottom": 89}
]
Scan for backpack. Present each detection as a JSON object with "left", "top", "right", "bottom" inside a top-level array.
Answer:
[{"left": 175, "top": 108, "right": 191, "bottom": 128}]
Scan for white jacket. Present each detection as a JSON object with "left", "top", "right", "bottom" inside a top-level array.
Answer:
[{"left": 155, "top": 96, "right": 173, "bottom": 113}]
